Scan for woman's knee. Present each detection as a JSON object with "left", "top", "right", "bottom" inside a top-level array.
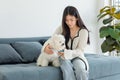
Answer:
[
  {"left": 72, "top": 59, "right": 86, "bottom": 70},
  {"left": 71, "top": 59, "right": 89, "bottom": 80}
]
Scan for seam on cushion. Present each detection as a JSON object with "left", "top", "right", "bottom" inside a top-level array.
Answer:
[
  {"left": 10, "top": 43, "right": 25, "bottom": 62},
  {"left": 10, "top": 42, "right": 42, "bottom": 63}
]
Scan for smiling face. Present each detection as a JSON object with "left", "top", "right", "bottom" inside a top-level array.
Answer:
[{"left": 65, "top": 15, "right": 77, "bottom": 29}]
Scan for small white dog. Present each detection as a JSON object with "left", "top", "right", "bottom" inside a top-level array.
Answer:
[{"left": 37, "top": 34, "right": 65, "bottom": 67}]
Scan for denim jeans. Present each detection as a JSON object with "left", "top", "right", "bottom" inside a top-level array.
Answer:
[
  {"left": 72, "top": 58, "right": 89, "bottom": 80},
  {"left": 59, "top": 58, "right": 89, "bottom": 80}
]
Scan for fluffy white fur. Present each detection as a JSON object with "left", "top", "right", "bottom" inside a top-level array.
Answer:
[{"left": 37, "top": 34, "right": 65, "bottom": 67}]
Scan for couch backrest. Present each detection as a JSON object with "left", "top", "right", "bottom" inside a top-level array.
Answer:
[{"left": 0, "top": 36, "right": 49, "bottom": 64}]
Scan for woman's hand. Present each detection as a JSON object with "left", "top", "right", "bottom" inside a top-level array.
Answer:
[
  {"left": 58, "top": 52, "right": 64, "bottom": 58},
  {"left": 44, "top": 44, "right": 53, "bottom": 54}
]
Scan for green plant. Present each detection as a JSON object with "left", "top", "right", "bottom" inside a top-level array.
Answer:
[{"left": 97, "top": 6, "right": 120, "bottom": 53}]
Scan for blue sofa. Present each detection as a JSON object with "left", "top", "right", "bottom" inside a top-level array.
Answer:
[{"left": 0, "top": 37, "right": 120, "bottom": 80}]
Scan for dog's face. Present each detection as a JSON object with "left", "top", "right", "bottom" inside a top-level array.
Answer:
[{"left": 51, "top": 34, "right": 65, "bottom": 51}]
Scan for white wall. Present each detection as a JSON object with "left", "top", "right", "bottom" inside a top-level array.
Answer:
[{"left": 0, "top": 0, "right": 104, "bottom": 53}]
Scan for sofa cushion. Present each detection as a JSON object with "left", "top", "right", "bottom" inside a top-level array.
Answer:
[
  {"left": 0, "top": 63, "right": 62, "bottom": 80},
  {"left": 0, "top": 44, "right": 22, "bottom": 64},
  {"left": 11, "top": 42, "right": 42, "bottom": 62},
  {"left": 85, "top": 54, "right": 120, "bottom": 80}
]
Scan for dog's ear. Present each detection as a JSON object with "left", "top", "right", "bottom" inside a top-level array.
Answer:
[
  {"left": 50, "top": 34, "right": 58, "bottom": 47},
  {"left": 51, "top": 34, "right": 58, "bottom": 41}
]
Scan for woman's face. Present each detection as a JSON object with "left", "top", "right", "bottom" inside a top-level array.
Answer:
[{"left": 65, "top": 15, "right": 77, "bottom": 29}]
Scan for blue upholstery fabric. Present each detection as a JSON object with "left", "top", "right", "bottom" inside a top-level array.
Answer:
[
  {"left": 0, "top": 37, "right": 120, "bottom": 80},
  {"left": 11, "top": 42, "right": 42, "bottom": 62},
  {"left": 0, "top": 63, "right": 62, "bottom": 80},
  {"left": 90, "top": 74, "right": 120, "bottom": 80},
  {"left": 0, "top": 44, "right": 22, "bottom": 64},
  {"left": 0, "top": 54, "right": 120, "bottom": 80},
  {"left": 85, "top": 54, "right": 120, "bottom": 80}
]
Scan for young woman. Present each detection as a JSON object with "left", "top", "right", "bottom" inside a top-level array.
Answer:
[{"left": 42, "top": 6, "right": 90, "bottom": 80}]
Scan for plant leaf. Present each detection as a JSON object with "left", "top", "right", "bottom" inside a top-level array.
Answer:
[
  {"left": 115, "top": 23, "right": 120, "bottom": 29},
  {"left": 113, "top": 13, "right": 120, "bottom": 19},
  {"left": 99, "top": 27, "right": 109, "bottom": 38},
  {"left": 101, "top": 39, "right": 115, "bottom": 53},
  {"left": 109, "top": 28, "right": 120, "bottom": 41},
  {"left": 115, "top": 40, "right": 120, "bottom": 51},
  {"left": 103, "top": 17, "right": 113, "bottom": 24},
  {"left": 97, "top": 13, "right": 108, "bottom": 21},
  {"left": 100, "top": 6, "right": 110, "bottom": 13},
  {"left": 109, "top": 7, "right": 116, "bottom": 14},
  {"left": 98, "top": 9, "right": 110, "bottom": 17},
  {"left": 106, "top": 36, "right": 116, "bottom": 45}
]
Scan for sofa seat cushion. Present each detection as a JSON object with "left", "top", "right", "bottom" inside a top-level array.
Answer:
[
  {"left": 11, "top": 42, "right": 42, "bottom": 62},
  {"left": 0, "top": 63, "right": 62, "bottom": 80},
  {"left": 85, "top": 54, "right": 120, "bottom": 80},
  {"left": 0, "top": 44, "right": 22, "bottom": 64}
]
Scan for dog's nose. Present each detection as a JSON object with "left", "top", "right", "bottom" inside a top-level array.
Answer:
[{"left": 62, "top": 43, "right": 64, "bottom": 46}]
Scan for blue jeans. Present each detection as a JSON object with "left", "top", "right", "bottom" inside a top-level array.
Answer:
[
  {"left": 72, "top": 58, "right": 89, "bottom": 80},
  {"left": 60, "top": 58, "right": 89, "bottom": 80}
]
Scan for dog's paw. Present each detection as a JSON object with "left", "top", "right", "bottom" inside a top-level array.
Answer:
[
  {"left": 53, "top": 63, "right": 60, "bottom": 67},
  {"left": 52, "top": 59, "right": 60, "bottom": 67},
  {"left": 36, "top": 63, "right": 41, "bottom": 66},
  {"left": 37, "top": 64, "right": 41, "bottom": 67}
]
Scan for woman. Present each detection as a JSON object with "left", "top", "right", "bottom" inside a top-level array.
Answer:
[{"left": 42, "top": 6, "right": 90, "bottom": 80}]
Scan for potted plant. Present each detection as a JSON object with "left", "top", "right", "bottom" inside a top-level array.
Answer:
[{"left": 97, "top": 6, "right": 120, "bottom": 55}]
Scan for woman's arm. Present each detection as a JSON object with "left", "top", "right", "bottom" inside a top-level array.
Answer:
[
  {"left": 64, "top": 29, "right": 88, "bottom": 59},
  {"left": 41, "top": 39, "right": 53, "bottom": 54}
]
